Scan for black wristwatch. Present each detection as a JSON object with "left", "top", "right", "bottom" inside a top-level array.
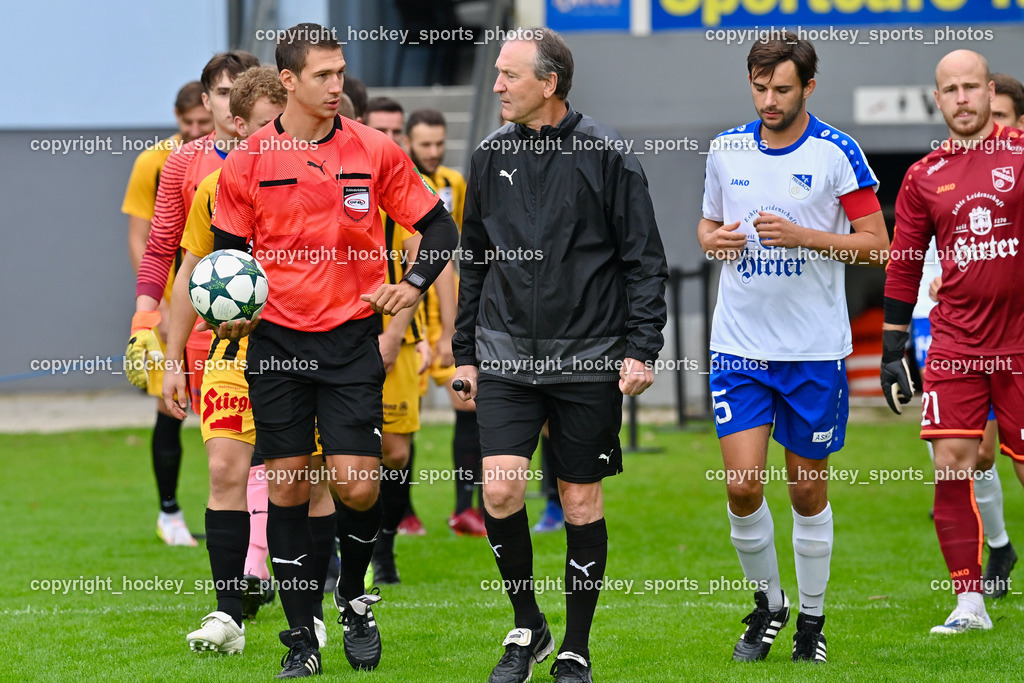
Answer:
[{"left": 401, "top": 271, "right": 428, "bottom": 292}]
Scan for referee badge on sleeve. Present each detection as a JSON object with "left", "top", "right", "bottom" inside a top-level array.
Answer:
[{"left": 343, "top": 186, "right": 370, "bottom": 221}]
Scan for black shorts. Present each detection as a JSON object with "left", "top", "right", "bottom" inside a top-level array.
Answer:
[
  {"left": 245, "top": 316, "right": 384, "bottom": 459},
  {"left": 475, "top": 376, "right": 624, "bottom": 484}
]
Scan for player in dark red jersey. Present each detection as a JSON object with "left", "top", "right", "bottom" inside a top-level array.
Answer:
[
  {"left": 209, "top": 24, "right": 458, "bottom": 677},
  {"left": 882, "top": 49, "right": 1024, "bottom": 635}
]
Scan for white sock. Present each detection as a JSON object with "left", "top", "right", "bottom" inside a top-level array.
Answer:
[
  {"left": 792, "top": 503, "right": 833, "bottom": 618},
  {"left": 974, "top": 466, "right": 1009, "bottom": 548},
  {"left": 729, "top": 499, "right": 783, "bottom": 611},
  {"left": 957, "top": 591, "right": 985, "bottom": 615},
  {"left": 926, "top": 440, "right": 934, "bottom": 464}
]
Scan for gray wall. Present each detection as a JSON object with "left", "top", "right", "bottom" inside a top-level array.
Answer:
[{"left": 3, "top": 25, "right": 1022, "bottom": 395}]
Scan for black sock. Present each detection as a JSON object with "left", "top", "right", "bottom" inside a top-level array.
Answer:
[
  {"left": 152, "top": 412, "right": 183, "bottom": 513},
  {"left": 453, "top": 411, "right": 481, "bottom": 514},
  {"left": 205, "top": 509, "right": 249, "bottom": 626},
  {"left": 403, "top": 443, "right": 416, "bottom": 518},
  {"left": 483, "top": 506, "right": 542, "bottom": 629},
  {"left": 309, "top": 513, "right": 336, "bottom": 622},
  {"left": 267, "top": 501, "right": 315, "bottom": 632},
  {"left": 336, "top": 497, "right": 381, "bottom": 600},
  {"left": 380, "top": 464, "right": 409, "bottom": 535},
  {"left": 562, "top": 518, "right": 608, "bottom": 661}
]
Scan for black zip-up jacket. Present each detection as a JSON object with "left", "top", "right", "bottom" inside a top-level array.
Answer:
[{"left": 453, "top": 105, "right": 668, "bottom": 384}]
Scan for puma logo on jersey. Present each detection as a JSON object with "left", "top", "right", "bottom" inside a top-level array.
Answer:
[
  {"left": 499, "top": 169, "right": 517, "bottom": 185},
  {"left": 569, "top": 559, "right": 596, "bottom": 577},
  {"left": 307, "top": 160, "right": 327, "bottom": 175},
  {"left": 597, "top": 452, "right": 611, "bottom": 463},
  {"left": 373, "top": 428, "right": 382, "bottom": 441}
]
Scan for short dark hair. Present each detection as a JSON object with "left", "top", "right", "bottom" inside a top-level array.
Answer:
[
  {"left": 343, "top": 75, "right": 367, "bottom": 119},
  {"left": 275, "top": 23, "right": 341, "bottom": 77},
  {"left": 406, "top": 108, "right": 446, "bottom": 136},
  {"left": 174, "top": 81, "right": 205, "bottom": 114},
  {"left": 201, "top": 51, "right": 260, "bottom": 94},
  {"left": 338, "top": 93, "right": 356, "bottom": 119},
  {"left": 747, "top": 32, "right": 818, "bottom": 88},
  {"left": 365, "top": 96, "right": 404, "bottom": 118},
  {"left": 513, "top": 27, "right": 574, "bottom": 99},
  {"left": 993, "top": 72, "right": 1024, "bottom": 120}
]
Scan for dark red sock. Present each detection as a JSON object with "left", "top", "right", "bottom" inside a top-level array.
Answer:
[{"left": 934, "top": 478, "right": 983, "bottom": 594}]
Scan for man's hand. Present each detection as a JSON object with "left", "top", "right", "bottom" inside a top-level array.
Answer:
[
  {"left": 379, "top": 334, "right": 400, "bottom": 373},
  {"left": 880, "top": 329, "right": 915, "bottom": 414},
  {"left": 619, "top": 357, "right": 653, "bottom": 396},
  {"left": 126, "top": 310, "right": 163, "bottom": 389},
  {"left": 452, "top": 365, "right": 479, "bottom": 401},
  {"left": 196, "top": 316, "right": 260, "bottom": 340},
  {"left": 929, "top": 276, "right": 942, "bottom": 303},
  {"left": 162, "top": 357, "right": 189, "bottom": 419},
  {"left": 362, "top": 281, "right": 420, "bottom": 316},
  {"left": 701, "top": 220, "right": 746, "bottom": 261},
  {"left": 754, "top": 211, "right": 807, "bottom": 249},
  {"left": 416, "top": 339, "right": 432, "bottom": 374},
  {"left": 434, "top": 333, "right": 455, "bottom": 368}
]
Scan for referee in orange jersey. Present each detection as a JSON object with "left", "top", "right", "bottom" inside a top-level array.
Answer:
[{"left": 209, "top": 23, "right": 458, "bottom": 677}]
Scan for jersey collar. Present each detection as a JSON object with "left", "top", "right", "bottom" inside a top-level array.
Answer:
[
  {"left": 273, "top": 114, "right": 343, "bottom": 144},
  {"left": 754, "top": 113, "right": 817, "bottom": 156}
]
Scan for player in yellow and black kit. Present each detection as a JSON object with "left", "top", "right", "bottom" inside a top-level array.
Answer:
[
  {"left": 121, "top": 80, "right": 212, "bottom": 546},
  {"left": 404, "top": 109, "right": 489, "bottom": 536},
  {"left": 363, "top": 98, "right": 433, "bottom": 583}
]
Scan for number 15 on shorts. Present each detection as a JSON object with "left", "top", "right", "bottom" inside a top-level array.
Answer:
[{"left": 713, "top": 390, "right": 732, "bottom": 425}]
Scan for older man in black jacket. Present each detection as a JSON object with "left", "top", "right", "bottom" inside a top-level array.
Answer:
[{"left": 452, "top": 27, "right": 668, "bottom": 683}]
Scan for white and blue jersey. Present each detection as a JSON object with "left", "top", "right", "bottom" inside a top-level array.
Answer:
[
  {"left": 702, "top": 114, "right": 878, "bottom": 361},
  {"left": 702, "top": 114, "right": 876, "bottom": 456}
]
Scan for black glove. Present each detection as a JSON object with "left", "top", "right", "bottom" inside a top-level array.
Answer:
[{"left": 880, "top": 329, "right": 914, "bottom": 414}]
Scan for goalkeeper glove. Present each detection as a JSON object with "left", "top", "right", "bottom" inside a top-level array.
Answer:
[
  {"left": 126, "top": 310, "right": 163, "bottom": 389},
  {"left": 880, "top": 329, "right": 914, "bottom": 415}
]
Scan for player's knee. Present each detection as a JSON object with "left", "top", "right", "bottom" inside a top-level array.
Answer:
[
  {"left": 336, "top": 477, "right": 378, "bottom": 510},
  {"left": 977, "top": 446, "right": 996, "bottom": 470},
  {"left": 483, "top": 481, "right": 523, "bottom": 516},
  {"left": 381, "top": 449, "right": 409, "bottom": 471},
  {"left": 789, "top": 485, "right": 827, "bottom": 518},
  {"left": 726, "top": 481, "right": 764, "bottom": 514},
  {"left": 559, "top": 486, "right": 602, "bottom": 526}
]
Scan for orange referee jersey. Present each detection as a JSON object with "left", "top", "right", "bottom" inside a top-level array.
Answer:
[{"left": 213, "top": 115, "right": 441, "bottom": 332}]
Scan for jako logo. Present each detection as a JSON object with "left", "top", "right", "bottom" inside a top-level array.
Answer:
[{"left": 730, "top": 179, "right": 750, "bottom": 186}]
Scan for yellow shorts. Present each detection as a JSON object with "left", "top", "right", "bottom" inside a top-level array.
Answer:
[
  {"left": 384, "top": 344, "right": 421, "bottom": 434},
  {"left": 199, "top": 362, "right": 255, "bottom": 445}
]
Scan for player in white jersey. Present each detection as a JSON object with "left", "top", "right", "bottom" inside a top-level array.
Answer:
[{"left": 697, "top": 34, "right": 889, "bottom": 664}]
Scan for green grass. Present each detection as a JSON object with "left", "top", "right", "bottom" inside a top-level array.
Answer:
[{"left": 3, "top": 420, "right": 1023, "bottom": 681}]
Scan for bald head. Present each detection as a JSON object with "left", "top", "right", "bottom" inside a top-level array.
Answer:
[
  {"left": 933, "top": 50, "right": 995, "bottom": 141},
  {"left": 935, "top": 50, "right": 990, "bottom": 89}
]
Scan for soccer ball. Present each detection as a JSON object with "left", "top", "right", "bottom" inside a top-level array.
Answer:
[{"left": 188, "top": 249, "right": 269, "bottom": 327}]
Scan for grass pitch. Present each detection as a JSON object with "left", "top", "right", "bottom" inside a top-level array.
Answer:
[{"left": 2, "top": 418, "right": 1023, "bottom": 681}]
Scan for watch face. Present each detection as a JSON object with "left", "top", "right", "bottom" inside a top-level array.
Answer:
[{"left": 406, "top": 272, "right": 426, "bottom": 289}]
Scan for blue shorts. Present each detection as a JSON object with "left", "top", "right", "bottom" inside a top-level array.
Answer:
[
  {"left": 913, "top": 317, "right": 995, "bottom": 422},
  {"left": 708, "top": 352, "right": 849, "bottom": 459}
]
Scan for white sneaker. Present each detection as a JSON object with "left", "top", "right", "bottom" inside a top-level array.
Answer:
[
  {"left": 930, "top": 607, "right": 993, "bottom": 634},
  {"left": 157, "top": 511, "right": 197, "bottom": 547},
  {"left": 187, "top": 611, "right": 245, "bottom": 653},
  {"left": 314, "top": 616, "right": 327, "bottom": 649}
]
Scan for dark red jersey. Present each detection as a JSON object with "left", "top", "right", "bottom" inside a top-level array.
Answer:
[{"left": 887, "top": 124, "right": 1024, "bottom": 356}]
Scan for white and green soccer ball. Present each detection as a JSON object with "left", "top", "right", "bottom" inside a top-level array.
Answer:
[{"left": 188, "top": 249, "right": 269, "bottom": 327}]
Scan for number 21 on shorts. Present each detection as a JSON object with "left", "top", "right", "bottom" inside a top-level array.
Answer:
[{"left": 921, "top": 390, "right": 940, "bottom": 426}]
